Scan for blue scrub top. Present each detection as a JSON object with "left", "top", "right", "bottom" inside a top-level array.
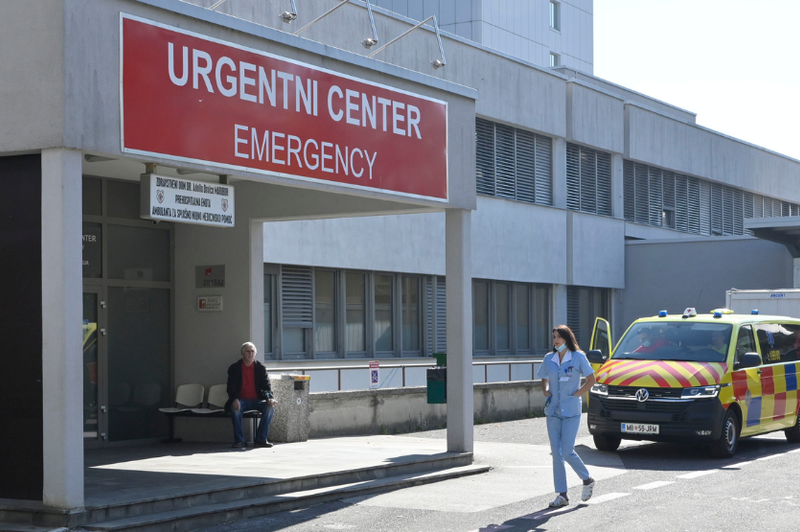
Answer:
[{"left": 536, "top": 349, "right": 593, "bottom": 418}]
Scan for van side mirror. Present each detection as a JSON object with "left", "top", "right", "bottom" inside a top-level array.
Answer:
[
  {"left": 587, "top": 349, "right": 607, "bottom": 364},
  {"left": 734, "top": 352, "right": 762, "bottom": 371}
]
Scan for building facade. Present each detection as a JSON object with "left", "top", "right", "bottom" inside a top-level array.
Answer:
[{"left": 2, "top": 0, "right": 800, "bottom": 513}]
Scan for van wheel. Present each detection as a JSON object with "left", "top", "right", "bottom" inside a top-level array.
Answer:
[
  {"left": 710, "top": 409, "right": 739, "bottom": 458},
  {"left": 785, "top": 410, "right": 800, "bottom": 443},
  {"left": 593, "top": 433, "right": 621, "bottom": 452}
]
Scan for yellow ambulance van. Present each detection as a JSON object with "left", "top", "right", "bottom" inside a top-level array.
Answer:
[{"left": 586, "top": 308, "right": 800, "bottom": 458}]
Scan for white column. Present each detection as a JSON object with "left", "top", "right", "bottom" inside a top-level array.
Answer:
[
  {"left": 446, "top": 208, "right": 473, "bottom": 453},
  {"left": 250, "top": 219, "right": 265, "bottom": 357},
  {"left": 41, "top": 149, "right": 84, "bottom": 508}
]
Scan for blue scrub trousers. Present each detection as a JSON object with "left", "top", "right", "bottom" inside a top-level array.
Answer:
[{"left": 546, "top": 414, "right": 591, "bottom": 493}]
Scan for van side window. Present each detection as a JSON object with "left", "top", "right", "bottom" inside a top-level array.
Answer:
[
  {"left": 754, "top": 323, "right": 800, "bottom": 364},
  {"left": 735, "top": 325, "right": 756, "bottom": 364}
]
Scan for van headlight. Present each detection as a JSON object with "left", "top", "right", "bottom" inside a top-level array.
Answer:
[
  {"left": 590, "top": 383, "right": 608, "bottom": 396},
  {"left": 681, "top": 385, "right": 720, "bottom": 399}
]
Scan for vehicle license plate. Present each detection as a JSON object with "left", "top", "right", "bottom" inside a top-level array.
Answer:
[{"left": 621, "top": 423, "right": 659, "bottom": 434}]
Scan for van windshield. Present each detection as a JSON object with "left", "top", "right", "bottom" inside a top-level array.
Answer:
[{"left": 614, "top": 322, "right": 733, "bottom": 363}]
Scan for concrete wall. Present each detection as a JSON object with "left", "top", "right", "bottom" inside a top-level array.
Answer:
[
  {"left": 566, "top": 81, "right": 624, "bottom": 153},
  {"left": 0, "top": 0, "right": 64, "bottom": 152},
  {"left": 176, "top": 379, "right": 548, "bottom": 441},
  {"left": 618, "top": 237, "right": 794, "bottom": 341}
]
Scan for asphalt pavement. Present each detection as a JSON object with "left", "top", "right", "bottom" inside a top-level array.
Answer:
[{"left": 196, "top": 414, "right": 800, "bottom": 532}]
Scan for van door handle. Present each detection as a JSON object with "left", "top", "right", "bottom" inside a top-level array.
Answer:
[{"left": 757, "top": 369, "right": 763, "bottom": 375}]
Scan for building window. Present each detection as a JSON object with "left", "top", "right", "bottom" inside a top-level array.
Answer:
[
  {"left": 474, "top": 281, "right": 490, "bottom": 352},
  {"left": 345, "top": 272, "right": 366, "bottom": 353},
  {"left": 401, "top": 276, "right": 421, "bottom": 352},
  {"left": 314, "top": 269, "right": 336, "bottom": 354},
  {"left": 550, "top": 52, "right": 560, "bottom": 67},
  {"left": 623, "top": 160, "right": 797, "bottom": 236},
  {"left": 550, "top": 1, "right": 561, "bottom": 31},
  {"left": 566, "top": 143, "right": 612, "bottom": 216},
  {"left": 473, "top": 280, "right": 551, "bottom": 356},
  {"left": 281, "top": 265, "right": 312, "bottom": 357},
  {"left": 567, "top": 286, "right": 611, "bottom": 350},
  {"left": 374, "top": 274, "right": 394, "bottom": 353},
  {"left": 476, "top": 118, "right": 553, "bottom": 205}
]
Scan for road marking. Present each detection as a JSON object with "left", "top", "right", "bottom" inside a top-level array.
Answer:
[
  {"left": 677, "top": 470, "right": 718, "bottom": 479},
  {"left": 466, "top": 525, "right": 513, "bottom": 532},
  {"left": 722, "top": 461, "right": 754, "bottom": 469},
  {"left": 633, "top": 481, "right": 675, "bottom": 490},
  {"left": 585, "top": 492, "right": 631, "bottom": 505}
]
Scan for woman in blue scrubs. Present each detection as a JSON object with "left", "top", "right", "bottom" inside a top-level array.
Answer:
[{"left": 537, "top": 325, "right": 597, "bottom": 507}]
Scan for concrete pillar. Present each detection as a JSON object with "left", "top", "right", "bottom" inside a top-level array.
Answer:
[
  {"left": 553, "top": 138, "right": 567, "bottom": 210},
  {"left": 553, "top": 284, "right": 568, "bottom": 328},
  {"left": 611, "top": 153, "right": 625, "bottom": 220},
  {"left": 445, "top": 208, "right": 473, "bottom": 453},
  {"left": 41, "top": 149, "right": 84, "bottom": 508}
]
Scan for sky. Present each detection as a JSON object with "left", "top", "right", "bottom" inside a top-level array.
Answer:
[{"left": 593, "top": 0, "right": 800, "bottom": 161}]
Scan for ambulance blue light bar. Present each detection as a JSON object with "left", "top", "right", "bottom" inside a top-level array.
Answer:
[
  {"left": 659, "top": 310, "right": 668, "bottom": 317},
  {"left": 751, "top": 309, "right": 759, "bottom": 315},
  {"left": 714, "top": 311, "right": 722, "bottom": 318}
]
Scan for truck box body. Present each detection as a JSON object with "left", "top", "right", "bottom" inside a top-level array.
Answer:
[{"left": 725, "top": 289, "right": 800, "bottom": 317}]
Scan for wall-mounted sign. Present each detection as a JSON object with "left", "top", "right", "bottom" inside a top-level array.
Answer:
[
  {"left": 82, "top": 222, "right": 102, "bottom": 278},
  {"left": 197, "top": 295, "right": 223, "bottom": 312},
  {"left": 140, "top": 174, "right": 234, "bottom": 227},
  {"left": 121, "top": 14, "right": 448, "bottom": 201},
  {"left": 195, "top": 265, "right": 225, "bottom": 288},
  {"left": 369, "top": 360, "right": 380, "bottom": 389}
]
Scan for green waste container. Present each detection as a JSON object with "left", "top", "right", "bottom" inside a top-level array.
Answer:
[
  {"left": 427, "top": 367, "right": 447, "bottom": 404},
  {"left": 434, "top": 353, "right": 447, "bottom": 367}
]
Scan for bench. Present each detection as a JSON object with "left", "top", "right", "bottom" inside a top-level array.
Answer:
[{"left": 160, "top": 384, "right": 263, "bottom": 443}]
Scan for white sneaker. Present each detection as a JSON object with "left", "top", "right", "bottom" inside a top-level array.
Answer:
[
  {"left": 581, "top": 479, "right": 596, "bottom": 501},
  {"left": 548, "top": 494, "right": 569, "bottom": 508}
]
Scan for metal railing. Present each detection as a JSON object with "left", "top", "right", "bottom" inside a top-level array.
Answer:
[{"left": 266, "top": 358, "right": 543, "bottom": 391}]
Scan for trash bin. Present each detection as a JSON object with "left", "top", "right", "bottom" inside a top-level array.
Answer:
[
  {"left": 268, "top": 374, "right": 311, "bottom": 442},
  {"left": 434, "top": 353, "right": 447, "bottom": 367},
  {"left": 427, "top": 367, "right": 447, "bottom": 404}
]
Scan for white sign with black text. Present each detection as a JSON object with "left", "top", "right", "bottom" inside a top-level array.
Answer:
[{"left": 140, "top": 174, "right": 235, "bottom": 227}]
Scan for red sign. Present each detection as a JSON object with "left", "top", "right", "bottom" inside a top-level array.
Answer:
[{"left": 121, "top": 15, "right": 448, "bottom": 200}]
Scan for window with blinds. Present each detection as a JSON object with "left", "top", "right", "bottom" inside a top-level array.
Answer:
[
  {"left": 476, "top": 117, "right": 553, "bottom": 205},
  {"left": 566, "top": 286, "right": 611, "bottom": 350},
  {"left": 623, "top": 160, "right": 800, "bottom": 236},
  {"left": 566, "top": 143, "right": 612, "bottom": 216},
  {"left": 472, "top": 280, "right": 551, "bottom": 356}
]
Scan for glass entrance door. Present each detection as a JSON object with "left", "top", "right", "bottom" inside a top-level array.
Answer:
[{"left": 83, "top": 289, "right": 102, "bottom": 441}]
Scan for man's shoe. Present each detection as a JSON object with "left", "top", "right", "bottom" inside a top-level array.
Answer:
[
  {"left": 254, "top": 440, "right": 273, "bottom": 448},
  {"left": 581, "top": 479, "right": 596, "bottom": 501},
  {"left": 231, "top": 441, "right": 247, "bottom": 449},
  {"left": 548, "top": 494, "right": 569, "bottom": 508}
]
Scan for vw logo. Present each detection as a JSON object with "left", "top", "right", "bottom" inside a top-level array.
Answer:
[{"left": 635, "top": 388, "right": 650, "bottom": 402}]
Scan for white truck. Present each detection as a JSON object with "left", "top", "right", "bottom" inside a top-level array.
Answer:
[{"left": 725, "top": 288, "right": 800, "bottom": 317}]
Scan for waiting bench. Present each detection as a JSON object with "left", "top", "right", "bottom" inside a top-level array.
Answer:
[{"left": 159, "top": 384, "right": 263, "bottom": 443}]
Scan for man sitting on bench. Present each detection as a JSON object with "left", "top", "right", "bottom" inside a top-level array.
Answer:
[{"left": 226, "top": 341, "right": 276, "bottom": 449}]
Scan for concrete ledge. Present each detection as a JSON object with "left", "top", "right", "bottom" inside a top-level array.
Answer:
[
  {"left": 176, "top": 380, "right": 548, "bottom": 441},
  {"left": 309, "top": 380, "right": 547, "bottom": 438}
]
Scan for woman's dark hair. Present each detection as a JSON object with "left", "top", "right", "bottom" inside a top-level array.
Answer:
[{"left": 552, "top": 325, "right": 581, "bottom": 353}]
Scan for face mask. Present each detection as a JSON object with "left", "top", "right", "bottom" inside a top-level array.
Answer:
[
  {"left": 556, "top": 343, "right": 567, "bottom": 353},
  {"left": 643, "top": 340, "right": 651, "bottom": 347}
]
